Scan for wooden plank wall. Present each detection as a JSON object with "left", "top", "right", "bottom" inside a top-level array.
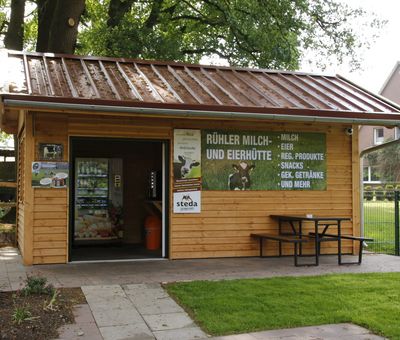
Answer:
[
  {"left": 26, "top": 111, "right": 356, "bottom": 264},
  {"left": 170, "top": 120, "right": 355, "bottom": 259},
  {"left": 33, "top": 189, "right": 68, "bottom": 264}
]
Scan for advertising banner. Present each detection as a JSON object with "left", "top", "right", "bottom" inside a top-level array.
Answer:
[
  {"left": 201, "top": 130, "right": 326, "bottom": 191},
  {"left": 173, "top": 129, "right": 202, "bottom": 213},
  {"left": 32, "top": 162, "right": 69, "bottom": 188}
]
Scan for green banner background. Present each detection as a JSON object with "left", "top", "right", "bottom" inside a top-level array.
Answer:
[{"left": 201, "top": 130, "right": 326, "bottom": 191}]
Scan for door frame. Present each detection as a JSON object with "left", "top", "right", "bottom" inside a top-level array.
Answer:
[{"left": 68, "top": 136, "right": 170, "bottom": 262}]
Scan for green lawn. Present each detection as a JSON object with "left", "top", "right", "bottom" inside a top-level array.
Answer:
[
  {"left": 166, "top": 273, "right": 400, "bottom": 338},
  {"left": 364, "top": 201, "right": 396, "bottom": 254}
]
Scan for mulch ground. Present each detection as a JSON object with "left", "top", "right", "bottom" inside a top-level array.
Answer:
[{"left": 0, "top": 288, "right": 86, "bottom": 340}]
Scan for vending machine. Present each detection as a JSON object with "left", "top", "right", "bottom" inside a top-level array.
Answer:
[{"left": 74, "top": 158, "right": 123, "bottom": 243}]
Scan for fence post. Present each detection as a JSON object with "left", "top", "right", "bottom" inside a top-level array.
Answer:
[{"left": 395, "top": 191, "right": 400, "bottom": 256}]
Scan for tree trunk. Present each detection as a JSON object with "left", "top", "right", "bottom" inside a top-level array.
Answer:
[
  {"left": 36, "top": 0, "right": 57, "bottom": 52},
  {"left": 4, "top": 0, "right": 25, "bottom": 50},
  {"left": 45, "top": 0, "right": 85, "bottom": 54}
]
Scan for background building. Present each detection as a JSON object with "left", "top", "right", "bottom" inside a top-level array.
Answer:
[{"left": 359, "top": 62, "right": 400, "bottom": 184}]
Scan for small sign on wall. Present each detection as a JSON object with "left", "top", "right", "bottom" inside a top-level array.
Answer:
[
  {"left": 173, "top": 190, "right": 201, "bottom": 214},
  {"left": 37, "top": 143, "right": 64, "bottom": 161},
  {"left": 32, "top": 162, "right": 69, "bottom": 188}
]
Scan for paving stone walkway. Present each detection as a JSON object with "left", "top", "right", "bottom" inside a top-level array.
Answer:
[
  {"left": 81, "top": 283, "right": 207, "bottom": 340},
  {"left": 0, "top": 247, "right": 391, "bottom": 339}
]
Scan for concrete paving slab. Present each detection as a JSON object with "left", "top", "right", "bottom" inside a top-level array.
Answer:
[
  {"left": 99, "top": 323, "right": 155, "bottom": 340},
  {"left": 91, "top": 307, "right": 143, "bottom": 327},
  {"left": 56, "top": 303, "right": 103, "bottom": 340},
  {"left": 132, "top": 297, "right": 184, "bottom": 315},
  {"left": 212, "top": 324, "right": 385, "bottom": 340},
  {"left": 143, "top": 312, "right": 196, "bottom": 331},
  {"left": 86, "top": 299, "right": 134, "bottom": 312},
  {"left": 212, "top": 335, "right": 257, "bottom": 340},
  {"left": 82, "top": 284, "right": 127, "bottom": 298},
  {"left": 153, "top": 326, "right": 207, "bottom": 340},
  {"left": 57, "top": 322, "right": 103, "bottom": 340},
  {"left": 71, "top": 304, "right": 96, "bottom": 324},
  {"left": 124, "top": 283, "right": 169, "bottom": 299},
  {"left": 249, "top": 323, "right": 381, "bottom": 339}
]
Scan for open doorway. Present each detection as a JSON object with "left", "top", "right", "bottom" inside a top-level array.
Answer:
[{"left": 69, "top": 137, "right": 168, "bottom": 261}]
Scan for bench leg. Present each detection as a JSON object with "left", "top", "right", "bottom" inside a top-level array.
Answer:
[
  {"left": 358, "top": 240, "right": 363, "bottom": 264},
  {"left": 314, "top": 221, "right": 319, "bottom": 266},
  {"left": 260, "top": 238, "right": 263, "bottom": 257},
  {"left": 339, "top": 239, "right": 364, "bottom": 265}
]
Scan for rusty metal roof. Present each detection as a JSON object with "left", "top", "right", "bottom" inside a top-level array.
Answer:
[{"left": 1, "top": 50, "right": 400, "bottom": 120}]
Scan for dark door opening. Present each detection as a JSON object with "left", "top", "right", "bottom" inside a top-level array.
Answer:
[{"left": 69, "top": 137, "right": 167, "bottom": 261}]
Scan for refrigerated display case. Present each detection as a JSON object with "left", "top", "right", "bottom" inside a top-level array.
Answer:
[{"left": 74, "top": 158, "right": 123, "bottom": 243}]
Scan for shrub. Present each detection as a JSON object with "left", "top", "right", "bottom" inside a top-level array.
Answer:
[
  {"left": 21, "top": 276, "right": 54, "bottom": 296},
  {"left": 385, "top": 185, "right": 395, "bottom": 201},
  {"left": 364, "top": 186, "right": 374, "bottom": 201},
  {"left": 375, "top": 186, "right": 385, "bottom": 201}
]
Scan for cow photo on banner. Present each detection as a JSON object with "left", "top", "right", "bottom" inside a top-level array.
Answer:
[
  {"left": 173, "top": 129, "right": 201, "bottom": 181},
  {"left": 201, "top": 130, "right": 327, "bottom": 191}
]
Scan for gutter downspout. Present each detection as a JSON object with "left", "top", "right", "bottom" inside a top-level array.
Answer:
[
  {"left": 3, "top": 98, "right": 400, "bottom": 126},
  {"left": 359, "top": 138, "right": 400, "bottom": 240}
]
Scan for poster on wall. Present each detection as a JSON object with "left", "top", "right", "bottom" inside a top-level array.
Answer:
[
  {"left": 31, "top": 162, "right": 69, "bottom": 188},
  {"left": 37, "top": 143, "right": 64, "bottom": 161},
  {"left": 173, "top": 129, "right": 202, "bottom": 213},
  {"left": 201, "top": 130, "right": 326, "bottom": 191},
  {"left": 173, "top": 129, "right": 201, "bottom": 181}
]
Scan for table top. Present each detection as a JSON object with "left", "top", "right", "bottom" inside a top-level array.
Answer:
[{"left": 270, "top": 215, "right": 352, "bottom": 222}]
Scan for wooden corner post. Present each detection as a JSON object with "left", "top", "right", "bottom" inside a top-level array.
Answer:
[
  {"left": 352, "top": 124, "right": 361, "bottom": 255},
  {"left": 23, "top": 112, "right": 34, "bottom": 265}
]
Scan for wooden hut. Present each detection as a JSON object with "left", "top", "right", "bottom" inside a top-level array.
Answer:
[{"left": 1, "top": 50, "right": 400, "bottom": 265}]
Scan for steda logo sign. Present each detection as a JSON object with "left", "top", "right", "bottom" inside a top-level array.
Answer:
[
  {"left": 177, "top": 195, "right": 198, "bottom": 209},
  {"left": 173, "top": 191, "right": 201, "bottom": 214}
]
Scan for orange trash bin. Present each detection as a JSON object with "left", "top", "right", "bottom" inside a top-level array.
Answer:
[{"left": 144, "top": 216, "right": 162, "bottom": 250}]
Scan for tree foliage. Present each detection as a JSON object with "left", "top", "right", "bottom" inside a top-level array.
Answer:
[
  {"left": 365, "top": 139, "right": 400, "bottom": 183},
  {"left": 0, "top": 0, "right": 385, "bottom": 70},
  {"left": 377, "top": 141, "right": 400, "bottom": 183}
]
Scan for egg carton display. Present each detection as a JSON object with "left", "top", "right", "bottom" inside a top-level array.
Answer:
[{"left": 74, "top": 215, "right": 116, "bottom": 240}]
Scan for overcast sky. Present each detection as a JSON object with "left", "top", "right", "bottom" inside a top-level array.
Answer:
[{"left": 304, "top": 0, "right": 400, "bottom": 94}]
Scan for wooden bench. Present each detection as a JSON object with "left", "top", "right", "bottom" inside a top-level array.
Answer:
[
  {"left": 251, "top": 233, "right": 310, "bottom": 267},
  {"left": 309, "top": 232, "right": 373, "bottom": 265}
]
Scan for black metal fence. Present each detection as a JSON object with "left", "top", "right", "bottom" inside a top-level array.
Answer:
[{"left": 363, "top": 189, "right": 400, "bottom": 255}]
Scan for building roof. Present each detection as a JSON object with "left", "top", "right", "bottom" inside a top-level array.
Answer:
[
  {"left": 380, "top": 61, "right": 400, "bottom": 95},
  {"left": 1, "top": 50, "right": 400, "bottom": 125}
]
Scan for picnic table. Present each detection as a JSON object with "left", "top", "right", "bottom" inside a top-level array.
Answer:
[{"left": 251, "top": 215, "right": 371, "bottom": 266}]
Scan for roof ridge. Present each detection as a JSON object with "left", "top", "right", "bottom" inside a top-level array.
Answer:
[{"left": 2, "top": 48, "right": 336, "bottom": 77}]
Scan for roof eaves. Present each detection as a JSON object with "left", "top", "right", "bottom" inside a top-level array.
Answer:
[{"left": 2, "top": 93, "right": 400, "bottom": 123}]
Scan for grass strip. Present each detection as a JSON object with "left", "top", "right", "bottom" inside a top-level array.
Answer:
[{"left": 166, "top": 272, "right": 400, "bottom": 338}]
